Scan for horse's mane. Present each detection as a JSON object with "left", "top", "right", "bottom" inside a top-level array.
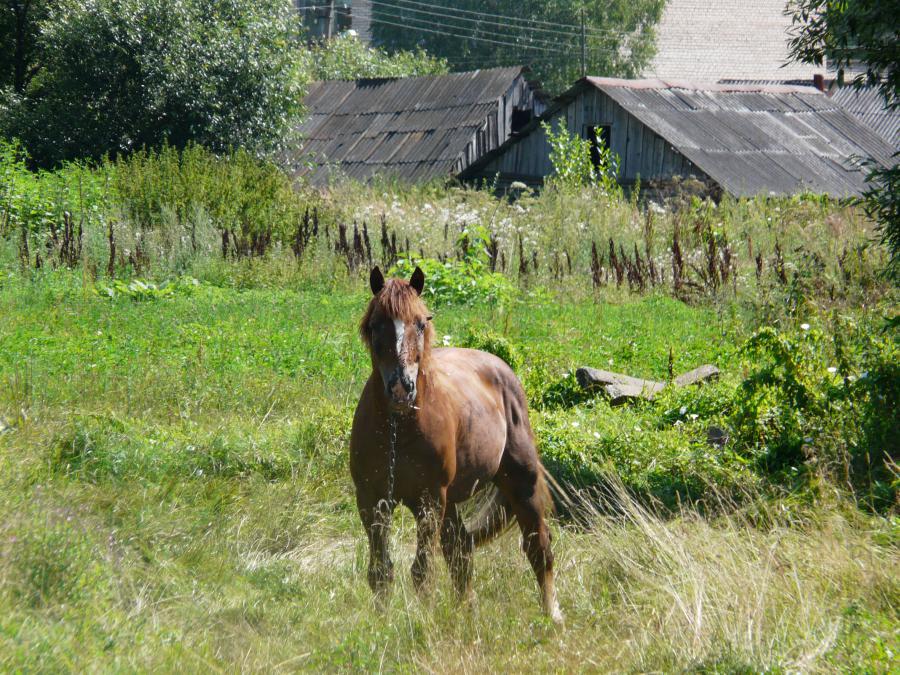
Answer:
[{"left": 359, "top": 278, "right": 433, "bottom": 350}]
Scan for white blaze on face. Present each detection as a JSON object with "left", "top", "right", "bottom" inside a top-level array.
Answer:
[
  {"left": 391, "top": 318, "right": 419, "bottom": 392},
  {"left": 393, "top": 319, "right": 406, "bottom": 359}
]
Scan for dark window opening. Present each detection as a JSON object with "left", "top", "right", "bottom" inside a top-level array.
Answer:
[
  {"left": 587, "top": 125, "right": 611, "bottom": 169},
  {"left": 335, "top": 5, "right": 352, "bottom": 33},
  {"left": 511, "top": 107, "right": 533, "bottom": 133}
]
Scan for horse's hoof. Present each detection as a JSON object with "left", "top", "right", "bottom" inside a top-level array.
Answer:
[{"left": 547, "top": 603, "right": 565, "bottom": 626}]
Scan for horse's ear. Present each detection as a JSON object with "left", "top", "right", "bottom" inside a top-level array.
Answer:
[
  {"left": 370, "top": 267, "right": 385, "bottom": 295},
  {"left": 410, "top": 266, "right": 425, "bottom": 296}
]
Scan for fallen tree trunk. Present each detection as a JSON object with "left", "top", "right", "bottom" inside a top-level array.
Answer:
[{"left": 575, "top": 364, "right": 720, "bottom": 404}]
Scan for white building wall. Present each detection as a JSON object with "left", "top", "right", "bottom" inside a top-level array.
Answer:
[{"left": 645, "top": 0, "right": 820, "bottom": 82}]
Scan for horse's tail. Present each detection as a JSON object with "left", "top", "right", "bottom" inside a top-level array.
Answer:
[
  {"left": 469, "top": 461, "right": 555, "bottom": 547},
  {"left": 469, "top": 487, "right": 512, "bottom": 548},
  {"left": 536, "top": 460, "right": 554, "bottom": 517}
]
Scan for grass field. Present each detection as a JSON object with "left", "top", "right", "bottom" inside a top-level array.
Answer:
[
  {"left": 0, "top": 265, "right": 897, "bottom": 672},
  {"left": 1, "top": 144, "right": 898, "bottom": 671}
]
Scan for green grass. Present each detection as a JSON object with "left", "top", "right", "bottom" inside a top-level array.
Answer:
[
  {"left": 0, "top": 268, "right": 897, "bottom": 671},
  {"left": 1, "top": 144, "right": 897, "bottom": 670}
]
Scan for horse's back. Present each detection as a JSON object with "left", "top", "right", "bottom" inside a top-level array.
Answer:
[
  {"left": 430, "top": 347, "right": 523, "bottom": 393},
  {"left": 429, "top": 348, "right": 535, "bottom": 501}
]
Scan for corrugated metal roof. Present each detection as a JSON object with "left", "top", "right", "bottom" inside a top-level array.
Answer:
[
  {"left": 719, "top": 79, "right": 900, "bottom": 149},
  {"left": 587, "top": 77, "right": 895, "bottom": 197},
  {"left": 291, "top": 67, "right": 534, "bottom": 185},
  {"left": 831, "top": 87, "right": 899, "bottom": 147}
]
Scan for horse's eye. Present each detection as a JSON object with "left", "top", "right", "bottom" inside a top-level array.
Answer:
[{"left": 416, "top": 320, "right": 426, "bottom": 332}]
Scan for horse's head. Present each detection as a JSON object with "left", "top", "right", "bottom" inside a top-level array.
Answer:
[{"left": 360, "top": 266, "right": 433, "bottom": 410}]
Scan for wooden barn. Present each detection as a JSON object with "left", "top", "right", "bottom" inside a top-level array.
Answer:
[
  {"left": 461, "top": 78, "right": 896, "bottom": 198},
  {"left": 291, "top": 67, "right": 546, "bottom": 186}
]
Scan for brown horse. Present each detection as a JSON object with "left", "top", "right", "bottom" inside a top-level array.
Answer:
[{"left": 349, "top": 266, "right": 562, "bottom": 623}]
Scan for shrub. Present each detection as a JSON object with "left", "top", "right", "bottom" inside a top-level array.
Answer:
[
  {"left": 2, "top": 0, "right": 304, "bottom": 166},
  {"left": 729, "top": 322, "right": 898, "bottom": 508},
  {"left": 458, "top": 329, "right": 523, "bottom": 371},
  {"left": 390, "top": 225, "right": 515, "bottom": 307},
  {"left": 299, "top": 33, "right": 448, "bottom": 80},
  {"left": 543, "top": 120, "right": 620, "bottom": 195}
]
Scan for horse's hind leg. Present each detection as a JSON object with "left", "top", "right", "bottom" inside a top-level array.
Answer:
[
  {"left": 495, "top": 449, "right": 563, "bottom": 624},
  {"left": 440, "top": 503, "right": 474, "bottom": 599}
]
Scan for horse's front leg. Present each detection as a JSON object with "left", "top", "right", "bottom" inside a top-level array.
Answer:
[
  {"left": 358, "top": 494, "right": 394, "bottom": 598},
  {"left": 410, "top": 487, "right": 446, "bottom": 593}
]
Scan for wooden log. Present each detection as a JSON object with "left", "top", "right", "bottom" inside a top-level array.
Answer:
[
  {"left": 576, "top": 367, "right": 665, "bottom": 392},
  {"left": 603, "top": 382, "right": 665, "bottom": 405},
  {"left": 577, "top": 363, "right": 719, "bottom": 405},
  {"left": 674, "top": 365, "right": 720, "bottom": 387}
]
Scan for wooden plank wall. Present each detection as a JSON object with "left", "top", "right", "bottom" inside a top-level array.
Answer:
[
  {"left": 470, "top": 86, "right": 706, "bottom": 185},
  {"left": 454, "top": 75, "right": 547, "bottom": 176}
]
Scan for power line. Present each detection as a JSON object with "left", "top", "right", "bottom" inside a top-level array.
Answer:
[
  {"left": 371, "top": 0, "right": 630, "bottom": 38},
  {"left": 370, "top": 5, "right": 575, "bottom": 50},
  {"left": 369, "top": 14, "right": 567, "bottom": 53},
  {"left": 371, "top": 8, "right": 630, "bottom": 57},
  {"left": 369, "top": 0, "right": 624, "bottom": 41},
  {"left": 302, "top": 1, "right": 629, "bottom": 59}
]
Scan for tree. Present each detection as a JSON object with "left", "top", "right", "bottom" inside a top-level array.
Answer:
[
  {"left": 787, "top": 0, "right": 900, "bottom": 275},
  {"left": 1, "top": 0, "right": 305, "bottom": 167},
  {"left": 299, "top": 32, "right": 448, "bottom": 81},
  {"left": 0, "top": 1, "right": 52, "bottom": 93},
  {"left": 370, "top": 0, "right": 665, "bottom": 94}
]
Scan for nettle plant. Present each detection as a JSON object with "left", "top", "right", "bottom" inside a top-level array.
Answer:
[
  {"left": 390, "top": 225, "right": 514, "bottom": 307},
  {"left": 542, "top": 121, "right": 620, "bottom": 195},
  {"left": 730, "top": 321, "right": 898, "bottom": 504}
]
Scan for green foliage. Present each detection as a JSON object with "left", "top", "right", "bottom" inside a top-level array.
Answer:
[
  {"left": 543, "top": 120, "right": 620, "bottom": 195},
  {"left": 730, "top": 322, "right": 898, "bottom": 507},
  {"left": 0, "top": 138, "right": 110, "bottom": 237},
  {"left": 1, "top": 0, "right": 304, "bottom": 167},
  {"left": 543, "top": 121, "right": 596, "bottom": 189},
  {"left": 372, "top": 0, "right": 665, "bottom": 93},
  {"left": 390, "top": 226, "right": 515, "bottom": 307},
  {"left": 787, "top": 0, "right": 899, "bottom": 278},
  {"left": 300, "top": 33, "right": 448, "bottom": 80},
  {"left": 111, "top": 143, "right": 305, "bottom": 245},
  {"left": 787, "top": 0, "right": 899, "bottom": 97},
  {"left": 457, "top": 329, "right": 523, "bottom": 371},
  {"left": 861, "top": 158, "right": 900, "bottom": 278},
  {"left": 97, "top": 277, "right": 201, "bottom": 301},
  {"left": 0, "top": 1, "right": 52, "bottom": 93}
]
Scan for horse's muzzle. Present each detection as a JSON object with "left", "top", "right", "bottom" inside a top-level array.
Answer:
[{"left": 386, "top": 369, "right": 417, "bottom": 408}]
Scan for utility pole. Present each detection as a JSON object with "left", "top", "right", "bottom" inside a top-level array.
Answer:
[
  {"left": 326, "top": 0, "right": 335, "bottom": 39},
  {"left": 580, "top": 7, "right": 587, "bottom": 78}
]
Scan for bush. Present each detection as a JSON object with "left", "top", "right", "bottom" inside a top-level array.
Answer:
[
  {"left": 458, "top": 329, "right": 523, "bottom": 371},
  {"left": 390, "top": 225, "right": 515, "bottom": 307},
  {"left": 543, "top": 120, "right": 620, "bottom": 195},
  {"left": 300, "top": 33, "right": 448, "bottom": 81},
  {"left": 2, "top": 0, "right": 304, "bottom": 166},
  {"left": 730, "top": 322, "right": 898, "bottom": 508}
]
